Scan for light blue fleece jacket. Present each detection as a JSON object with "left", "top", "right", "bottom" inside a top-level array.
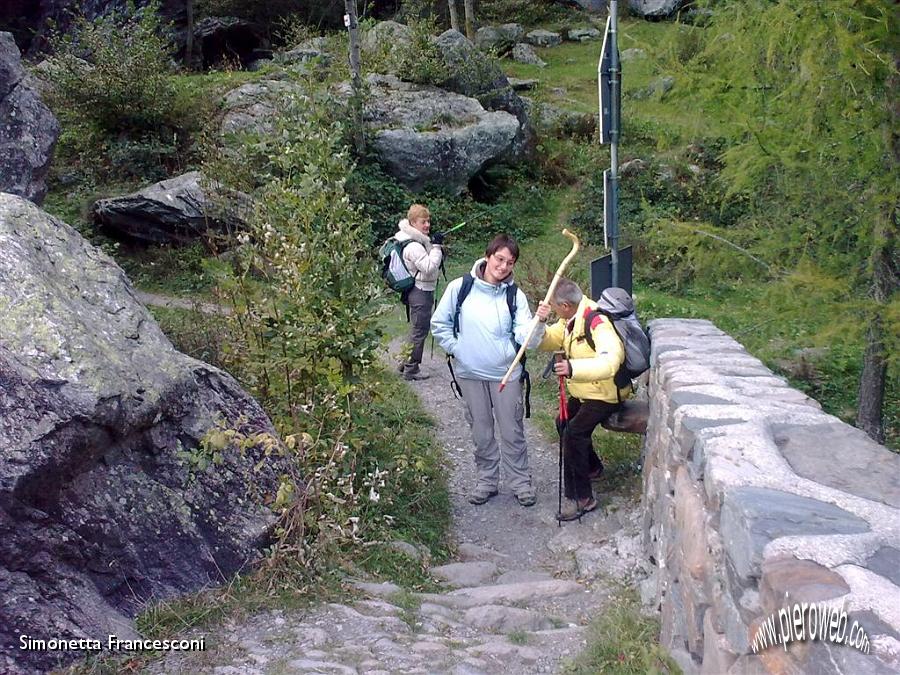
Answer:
[{"left": 431, "top": 259, "right": 545, "bottom": 381}]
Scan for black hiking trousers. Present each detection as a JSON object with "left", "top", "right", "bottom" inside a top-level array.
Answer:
[
  {"left": 405, "top": 287, "right": 434, "bottom": 368},
  {"left": 562, "top": 397, "right": 620, "bottom": 501}
]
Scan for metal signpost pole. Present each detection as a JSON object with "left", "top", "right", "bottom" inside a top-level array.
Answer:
[
  {"left": 608, "top": 0, "right": 620, "bottom": 287},
  {"left": 598, "top": 1, "right": 622, "bottom": 290}
]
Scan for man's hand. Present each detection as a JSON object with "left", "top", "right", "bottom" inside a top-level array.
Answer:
[
  {"left": 431, "top": 231, "right": 446, "bottom": 245},
  {"left": 553, "top": 359, "right": 572, "bottom": 377},
  {"left": 536, "top": 301, "right": 552, "bottom": 323}
]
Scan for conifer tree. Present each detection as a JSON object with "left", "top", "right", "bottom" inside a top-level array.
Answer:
[{"left": 667, "top": 0, "right": 898, "bottom": 441}]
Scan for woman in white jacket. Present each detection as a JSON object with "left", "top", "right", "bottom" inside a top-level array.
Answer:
[
  {"left": 431, "top": 234, "right": 546, "bottom": 507},
  {"left": 395, "top": 204, "right": 444, "bottom": 380}
]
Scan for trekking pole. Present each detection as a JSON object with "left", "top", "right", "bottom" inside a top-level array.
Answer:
[
  {"left": 444, "top": 203, "right": 505, "bottom": 236},
  {"left": 499, "top": 229, "right": 580, "bottom": 392},
  {"left": 556, "top": 354, "right": 568, "bottom": 528},
  {"left": 430, "top": 276, "right": 439, "bottom": 359}
]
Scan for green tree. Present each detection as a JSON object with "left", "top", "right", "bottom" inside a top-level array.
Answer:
[{"left": 668, "top": 0, "right": 898, "bottom": 442}]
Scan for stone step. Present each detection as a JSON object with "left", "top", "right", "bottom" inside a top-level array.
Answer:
[
  {"left": 462, "top": 604, "right": 558, "bottom": 632},
  {"left": 448, "top": 579, "right": 583, "bottom": 604},
  {"left": 430, "top": 561, "right": 499, "bottom": 587},
  {"left": 457, "top": 542, "right": 509, "bottom": 562}
]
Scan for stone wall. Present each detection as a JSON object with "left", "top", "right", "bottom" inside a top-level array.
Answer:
[{"left": 642, "top": 319, "right": 900, "bottom": 674}]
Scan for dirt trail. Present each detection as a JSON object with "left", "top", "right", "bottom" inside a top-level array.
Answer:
[{"left": 148, "top": 338, "right": 648, "bottom": 674}]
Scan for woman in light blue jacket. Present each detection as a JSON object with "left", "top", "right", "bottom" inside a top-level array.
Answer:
[{"left": 431, "top": 234, "right": 547, "bottom": 507}]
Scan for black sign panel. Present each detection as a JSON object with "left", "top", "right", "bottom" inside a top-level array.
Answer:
[{"left": 590, "top": 246, "right": 633, "bottom": 298}]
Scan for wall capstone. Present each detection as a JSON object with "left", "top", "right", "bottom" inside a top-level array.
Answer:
[{"left": 643, "top": 319, "right": 900, "bottom": 674}]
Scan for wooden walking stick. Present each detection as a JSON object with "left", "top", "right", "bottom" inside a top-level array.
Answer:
[{"left": 499, "top": 229, "right": 580, "bottom": 392}]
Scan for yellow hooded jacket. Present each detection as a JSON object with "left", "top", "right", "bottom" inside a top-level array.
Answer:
[{"left": 538, "top": 296, "right": 626, "bottom": 403}]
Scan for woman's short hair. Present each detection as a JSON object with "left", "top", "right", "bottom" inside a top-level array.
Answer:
[
  {"left": 553, "top": 278, "right": 583, "bottom": 306},
  {"left": 407, "top": 204, "right": 430, "bottom": 223},
  {"left": 485, "top": 233, "right": 520, "bottom": 261}
]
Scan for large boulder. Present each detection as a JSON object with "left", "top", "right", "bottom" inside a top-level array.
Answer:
[
  {"left": 511, "top": 43, "right": 546, "bottom": 67},
  {"left": 0, "top": 192, "right": 291, "bottom": 674},
  {"left": 220, "top": 79, "right": 302, "bottom": 137},
  {"left": 525, "top": 29, "right": 562, "bottom": 48},
  {"left": 278, "top": 36, "right": 332, "bottom": 67},
  {"left": 433, "top": 29, "right": 533, "bottom": 158},
  {"left": 474, "top": 25, "right": 522, "bottom": 55},
  {"left": 0, "top": 32, "right": 59, "bottom": 205},
  {"left": 338, "top": 75, "right": 520, "bottom": 194},
  {"left": 627, "top": 0, "right": 685, "bottom": 18},
  {"left": 91, "top": 171, "right": 252, "bottom": 244},
  {"left": 361, "top": 19, "right": 413, "bottom": 55}
]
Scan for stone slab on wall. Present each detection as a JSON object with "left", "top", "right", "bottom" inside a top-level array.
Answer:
[{"left": 643, "top": 318, "right": 900, "bottom": 674}]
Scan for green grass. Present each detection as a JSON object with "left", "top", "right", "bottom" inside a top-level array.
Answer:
[
  {"left": 508, "top": 629, "right": 530, "bottom": 645},
  {"left": 356, "top": 545, "right": 443, "bottom": 591},
  {"left": 562, "top": 588, "right": 680, "bottom": 674}
]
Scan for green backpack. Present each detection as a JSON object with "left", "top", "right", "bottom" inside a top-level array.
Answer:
[{"left": 379, "top": 237, "right": 416, "bottom": 294}]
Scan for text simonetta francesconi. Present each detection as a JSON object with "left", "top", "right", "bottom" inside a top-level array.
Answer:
[{"left": 20, "top": 634, "right": 206, "bottom": 652}]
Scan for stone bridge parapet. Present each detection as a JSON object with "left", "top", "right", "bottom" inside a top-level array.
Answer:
[{"left": 643, "top": 319, "right": 900, "bottom": 674}]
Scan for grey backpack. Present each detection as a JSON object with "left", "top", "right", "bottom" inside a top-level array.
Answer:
[{"left": 583, "top": 287, "right": 651, "bottom": 386}]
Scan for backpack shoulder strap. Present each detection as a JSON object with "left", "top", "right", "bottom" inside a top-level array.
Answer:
[
  {"left": 505, "top": 282, "right": 518, "bottom": 323},
  {"left": 453, "top": 274, "right": 475, "bottom": 338},
  {"left": 582, "top": 307, "right": 606, "bottom": 353}
]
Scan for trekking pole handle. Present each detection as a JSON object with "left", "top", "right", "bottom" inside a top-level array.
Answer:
[{"left": 499, "top": 229, "right": 580, "bottom": 392}]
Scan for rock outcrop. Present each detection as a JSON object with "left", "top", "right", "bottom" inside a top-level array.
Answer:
[
  {"left": 361, "top": 19, "right": 413, "bottom": 55},
  {"left": 511, "top": 43, "right": 546, "bottom": 67},
  {"left": 628, "top": 0, "right": 685, "bottom": 19},
  {"left": 0, "top": 193, "right": 289, "bottom": 674},
  {"left": 525, "top": 29, "right": 562, "bottom": 48},
  {"left": 220, "top": 79, "right": 301, "bottom": 137},
  {"left": 91, "top": 171, "right": 252, "bottom": 244},
  {"left": 474, "top": 24, "right": 524, "bottom": 55},
  {"left": 0, "top": 32, "right": 59, "bottom": 205},
  {"left": 193, "top": 16, "right": 268, "bottom": 70},
  {"left": 338, "top": 75, "right": 520, "bottom": 194},
  {"left": 642, "top": 318, "right": 900, "bottom": 674},
  {"left": 434, "top": 29, "right": 533, "bottom": 159}
]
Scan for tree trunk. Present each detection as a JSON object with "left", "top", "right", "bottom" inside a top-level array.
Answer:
[
  {"left": 857, "top": 58, "right": 899, "bottom": 445},
  {"left": 463, "top": 0, "right": 475, "bottom": 40},
  {"left": 448, "top": 0, "right": 460, "bottom": 32},
  {"left": 856, "top": 212, "right": 897, "bottom": 443},
  {"left": 344, "top": 0, "right": 365, "bottom": 156},
  {"left": 185, "top": 0, "right": 194, "bottom": 68}
]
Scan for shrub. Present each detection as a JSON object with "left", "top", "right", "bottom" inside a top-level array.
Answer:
[
  {"left": 201, "top": 88, "right": 457, "bottom": 580},
  {"left": 47, "top": 2, "right": 178, "bottom": 136},
  {"left": 478, "top": 0, "right": 580, "bottom": 26},
  {"left": 45, "top": 2, "right": 202, "bottom": 182},
  {"left": 393, "top": 17, "right": 450, "bottom": 86}
]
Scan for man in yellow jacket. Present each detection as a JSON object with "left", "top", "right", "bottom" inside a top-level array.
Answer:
[{"left": 535, "top": 278, "right": 625, "bottom": 521}]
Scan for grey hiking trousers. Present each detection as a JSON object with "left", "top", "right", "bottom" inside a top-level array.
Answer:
[
  {"left": 405, "top": 287, "right": 434, "bottom": 368},
  {"left": 456, "top": 377, "right": 532, "bottom": 493}
]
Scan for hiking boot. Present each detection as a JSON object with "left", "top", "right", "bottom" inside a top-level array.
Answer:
[
  {"left": 556, "top": 496, "right": 598, "bottom": 522},
  {"left": 468, "top": 487, "right": 498, "bottom": 505},
  {"left": 403, "top": 370, "right": 430, "bottom": 381},
  {"left": 404, "top": 363, "right": 421, "bottom": 375},
  {"left": 515, "top": 486, "right": 537, "bottom": 507}
]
